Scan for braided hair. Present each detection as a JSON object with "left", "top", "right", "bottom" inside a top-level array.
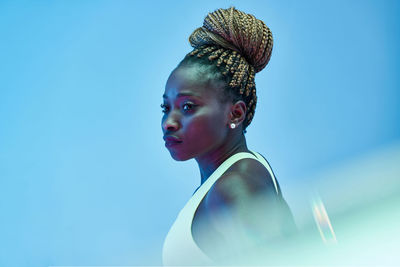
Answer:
[{"left": 177, "top": 6, "right": 273, "bottom": 134}]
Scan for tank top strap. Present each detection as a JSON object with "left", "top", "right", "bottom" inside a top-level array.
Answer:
[
  {"left": 183, "top": 152, "right": 258, "bottom": 210},
  {"left": 250, "top": 150, "right": 280, "bottom": 195}
]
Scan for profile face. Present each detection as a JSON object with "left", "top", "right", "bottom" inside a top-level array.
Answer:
[{"left": 161, "top": 65, "right": 231, "bottom": 161}]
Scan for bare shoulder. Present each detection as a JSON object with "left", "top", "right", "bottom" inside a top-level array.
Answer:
[
  {"left": 203, "top": 156, "right": 282, "bottom": 228},
  {"left": 202, "top": 157, "right": 297, "bottom": 250},
  {"left": 208, "top": 156, "right": 279, "bottom": 204}
]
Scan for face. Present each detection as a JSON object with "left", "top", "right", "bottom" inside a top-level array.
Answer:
[{"left": 161, "top": 65, "right": 231, "bottom": 161}]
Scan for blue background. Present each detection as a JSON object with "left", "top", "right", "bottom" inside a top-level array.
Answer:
[{"left": 0, "top": 0, "right": 399, "bottom": 266}]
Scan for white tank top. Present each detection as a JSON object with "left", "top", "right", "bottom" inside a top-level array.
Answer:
[{"left": 162, "top": 150, "right": 279, "bottom": 266}]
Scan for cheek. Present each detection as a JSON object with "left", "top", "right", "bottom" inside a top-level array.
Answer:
[{"left": 185, "top": 113, "right": 226, "bottom": 144}]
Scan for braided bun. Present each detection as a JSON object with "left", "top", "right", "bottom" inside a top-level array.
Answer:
[{"left": 188, "top": 6, "right": 273, "bottom": 73}]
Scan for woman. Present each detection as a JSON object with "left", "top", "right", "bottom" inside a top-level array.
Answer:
[{"left": 161, "top": 7, "right": 296, "bottom": 266}]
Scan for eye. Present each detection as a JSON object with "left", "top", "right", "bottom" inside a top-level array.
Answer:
[
  {"left": 182, "top": 102, "right": 196, "bottom": 112},
  {"left": 160, "top": 103, "right": 169, "bottom": 113}
]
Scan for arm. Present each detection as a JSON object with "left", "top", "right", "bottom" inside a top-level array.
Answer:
[{"left": 204, "top": 170, "right": 297, "bottom": 263}]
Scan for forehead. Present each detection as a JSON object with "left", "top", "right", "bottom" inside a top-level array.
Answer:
[{"left": 163, "top": 65, "right": 219, "bottom": 101}]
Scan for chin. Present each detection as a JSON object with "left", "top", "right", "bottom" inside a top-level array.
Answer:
[{"left": 169, "top": 151, "right": 192, "bottom": 161}]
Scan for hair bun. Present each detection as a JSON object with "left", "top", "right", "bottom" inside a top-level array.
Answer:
[{"left": 188, "top": 6, "right": 273, "bottom": 73}]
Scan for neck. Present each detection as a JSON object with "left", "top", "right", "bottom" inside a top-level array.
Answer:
[{"left": 194, "top": 133, "right": 251, "bottom": 185}]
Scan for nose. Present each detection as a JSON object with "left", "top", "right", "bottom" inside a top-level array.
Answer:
[{"left": 162, "top": 111, "right": 180, "bottom": 132}]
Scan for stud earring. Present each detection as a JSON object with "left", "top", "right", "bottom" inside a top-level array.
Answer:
[{"left": 230, "top": 123, "right": 236, "bottom": 129}]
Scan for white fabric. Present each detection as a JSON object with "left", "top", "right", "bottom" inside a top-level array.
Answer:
[{"left": 162, "top": 150, "right": 279, "bottom": 266}]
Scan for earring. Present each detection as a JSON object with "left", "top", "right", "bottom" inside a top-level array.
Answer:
[{"left": 230, "top": 123, "right": 236, "bottom": 129}]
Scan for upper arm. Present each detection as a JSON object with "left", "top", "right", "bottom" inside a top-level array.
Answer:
[{"left": 204, "top": 170, "right": 295, "bottom": 252}]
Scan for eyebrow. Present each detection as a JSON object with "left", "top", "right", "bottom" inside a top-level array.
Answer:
[{"left": 162, "top": 92, "right": 201, "bottom": 99}]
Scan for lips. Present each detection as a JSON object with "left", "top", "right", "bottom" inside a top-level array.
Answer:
[{"left": 163, "top": 135, "right": 183, "bottom": 145}]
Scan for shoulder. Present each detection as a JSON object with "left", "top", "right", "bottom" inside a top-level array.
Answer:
[
  {"left": 209, "top": 156, "right": 279, "bottom": 204},
  {"left": 203, "top": 157, "right": 281, "bottom": 222},
  {"left": 201, "top": 158, "right": 294, "bottom": 250}
]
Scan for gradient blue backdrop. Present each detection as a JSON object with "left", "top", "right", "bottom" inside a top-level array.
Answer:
[{"left": 0, "top": 0, "right": 399, "bottom": 266}]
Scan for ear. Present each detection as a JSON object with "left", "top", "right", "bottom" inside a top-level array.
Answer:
[{"left": 229, "top": 100, "right": 247, "bottom": 126}]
